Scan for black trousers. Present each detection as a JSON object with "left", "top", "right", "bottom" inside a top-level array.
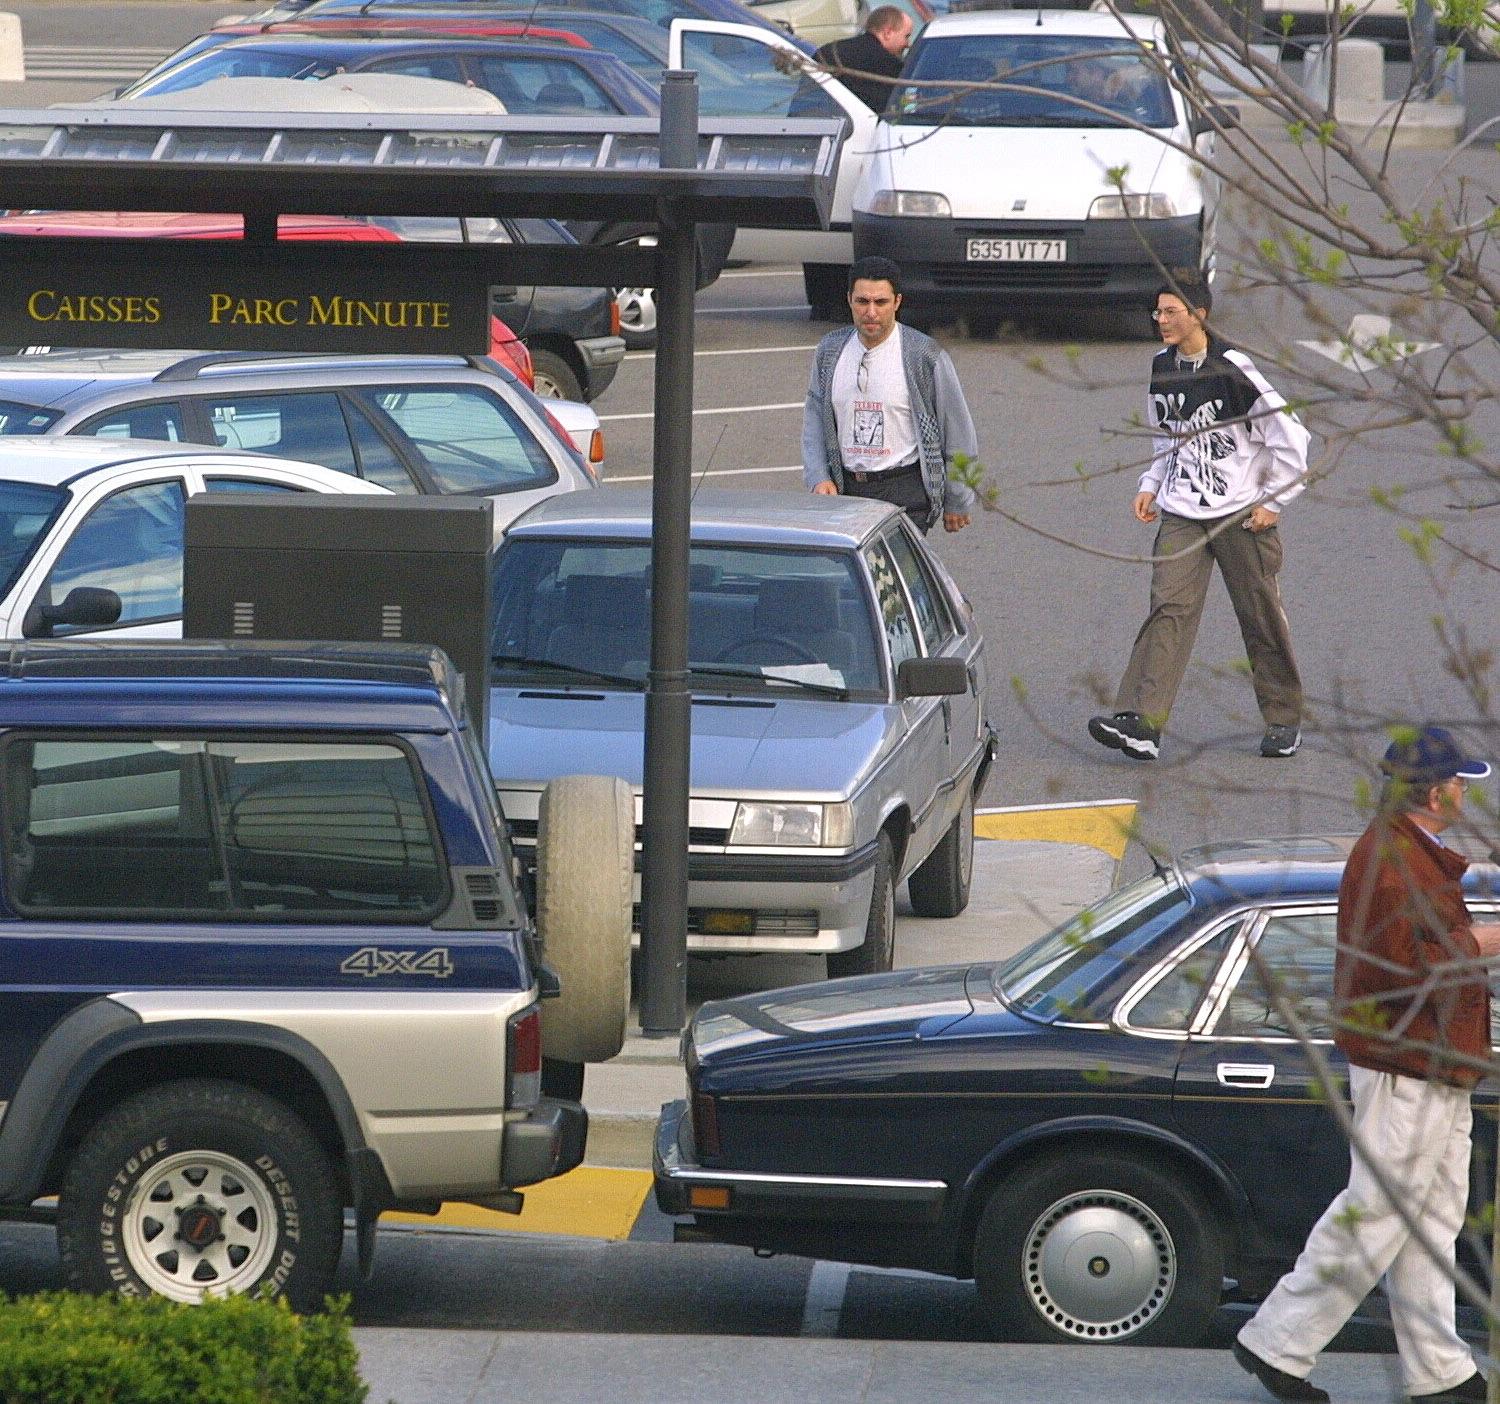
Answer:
[{"left": 840, "top": 464, "right": 931, "bottom": 533}]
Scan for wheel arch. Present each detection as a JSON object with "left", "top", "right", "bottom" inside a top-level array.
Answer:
[
  {"left": 950, "top": 1115, "right": 1248, "bottom": 1279},
  {"left": 1, "top": 1005, "right": 370, "bottom": 1210},
  {"left": 879, "top": 804, "right": 913, "bottom": 877}
]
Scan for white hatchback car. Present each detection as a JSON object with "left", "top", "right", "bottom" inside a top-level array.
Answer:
[
  {"left": 671, "top": 9, "right": 1226, "bottom": 322},
  {"left": 0, "top": 439, "right": 385, "bottom": 640}
]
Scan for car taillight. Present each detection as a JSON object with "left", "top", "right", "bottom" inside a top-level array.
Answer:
[
  {"left": 692, "top": 1089, "right": 721, "bottom": 1160},
  {"left": 506, "top": 1005, "right": 542, "bottom": 1109},
  {"left": 511, "top": 337, "right": 534, "bottom": 389},
  {"left": 609, "top": 298, "right": 621, "bottom": 338},
  {"left": 588, "top": 430, "right": 605, "bottom": 467}
]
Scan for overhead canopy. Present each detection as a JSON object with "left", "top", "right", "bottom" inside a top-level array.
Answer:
[{"left": 0, "top": 108, "right": 843, "bottom": 227}]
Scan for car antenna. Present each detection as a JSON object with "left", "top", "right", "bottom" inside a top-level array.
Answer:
[
  {"left": 691, "top": 421, "right": 729, "bottom": 503},
  {"left": 1035, "top": 2, "right": 1044, "bottom": 25}
]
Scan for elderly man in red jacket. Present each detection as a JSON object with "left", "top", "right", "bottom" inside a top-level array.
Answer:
[{"left": 1233, "top": 726, "right": 1500, "bottom": 1403}]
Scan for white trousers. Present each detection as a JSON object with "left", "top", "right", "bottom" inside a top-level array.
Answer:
[{"left": 1237, "top": 1065, "right": 1476, "bottom": 1396}]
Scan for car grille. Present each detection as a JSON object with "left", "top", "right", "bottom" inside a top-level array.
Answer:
[
  {"left": 930, "top": 263, "right": 1113, "bottom": 289},
  {"left": 506, "top": 819, "right": 731, "bottom": 848},
  {"left": 631, "top": 906, "right": 820, "bottom": 937}
]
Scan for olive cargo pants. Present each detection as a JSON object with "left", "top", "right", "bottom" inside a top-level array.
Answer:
[{"left": 1114, "top": 509, "right": 1303, "bottom": 729}]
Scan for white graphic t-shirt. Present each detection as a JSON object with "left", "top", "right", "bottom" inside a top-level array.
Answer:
[{"left": 831, "top": 326, "right": 918, "bottom": 473}]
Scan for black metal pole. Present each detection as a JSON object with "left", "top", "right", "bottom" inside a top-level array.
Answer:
[{"left": 639, "top": 70, "right": 698, "bottom": 1037}]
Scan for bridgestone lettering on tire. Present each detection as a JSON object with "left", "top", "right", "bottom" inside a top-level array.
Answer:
[
  {"left": 536, "top": 773, "right": 632, "bottom": 1063},
  {"left": 57, "top": 1079, "right": 342, "bottom": 1313},
  {"left": 973, "top": 1148, "right": 1223, "bottom": 1347}
]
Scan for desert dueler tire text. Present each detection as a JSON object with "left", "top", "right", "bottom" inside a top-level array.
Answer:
[
  {"left": 536, "top": 772, "right": 633, "bottom": 1064},
  {"left": 56, "top": 1078, "right": 342, "bottom": 1312}
]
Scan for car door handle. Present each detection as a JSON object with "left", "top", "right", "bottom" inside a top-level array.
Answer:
[{"left": 1216, "top": 1062, "right": 1275, "bottom": 1089}]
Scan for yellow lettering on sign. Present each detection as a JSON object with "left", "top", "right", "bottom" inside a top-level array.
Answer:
[{"left": 26, "top": 291, "right": 164, "bottom": 324}]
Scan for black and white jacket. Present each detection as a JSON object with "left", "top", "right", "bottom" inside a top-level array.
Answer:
[{"left": 1140, "top": 335, "right": 1310, "bottom": 519}]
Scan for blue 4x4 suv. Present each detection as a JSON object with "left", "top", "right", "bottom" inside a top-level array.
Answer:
[{"left": 0, "top": 641, "right": 631, "bottom": 1307}]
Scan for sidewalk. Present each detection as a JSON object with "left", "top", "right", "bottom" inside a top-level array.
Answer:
[{"left": 352, "top": 1329, "right": 1416, "bottom": 1403}]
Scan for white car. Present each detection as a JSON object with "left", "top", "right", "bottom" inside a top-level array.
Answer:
[
  {"left": 670, "top": 9, "right": 1225, "bottom": 321},
  {"left": 0, "top": 439, "right": 386, "bottom": 640}
]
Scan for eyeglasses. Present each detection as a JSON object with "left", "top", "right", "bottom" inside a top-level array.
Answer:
[
  {"left": 857, "top": 350, "right": 872, "bottom": 393},
  {"left": 1150, "top": 308, "right": 1189, "bottom": 322}
]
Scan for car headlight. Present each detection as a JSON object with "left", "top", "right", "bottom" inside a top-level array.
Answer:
[
  {"left": 728, "top": 801, "right": 854, "bottom": 847},
  {"left": 863, "top": 190, "right": 952, "bottom": 218},
  {"left": 1088, "top": 193, "right": 1178, "bottom": 219}
]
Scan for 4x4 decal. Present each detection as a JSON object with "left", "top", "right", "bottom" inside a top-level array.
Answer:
[{"left": 339, "top": 946, "right": 454, "bottom": 979}]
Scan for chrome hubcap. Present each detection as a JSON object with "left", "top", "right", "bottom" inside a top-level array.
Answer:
[
  {"left": 616, "top": 285, "right": 657, "bottom": 336},
  {"left": 121, "top": 1149, "right": 279, "bottom": 1302},
  {"left": 1022, "top": 1189, "right": 1175, "bottom": 1340}
]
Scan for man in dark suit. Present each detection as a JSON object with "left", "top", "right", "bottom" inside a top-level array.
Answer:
[{"left": 814, "top": 5, "right": 913, "bottom": 114}]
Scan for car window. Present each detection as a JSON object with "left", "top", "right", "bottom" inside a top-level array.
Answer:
[
  {"left": 683, "top": 31, "right": 842, "bottom": 119},
  {"left": 863, "top": 539, "right": 919, "bottom": 669},
  {"left": 202, "top": 477, "right": 305, "bottom": 494},
  {"left": 0, "top": 400, "right": 63, "bottom": 436},
  {"left": 202, "top": 393, "right": 359, "bottom": 476},
  {"left": 1123, "top": 923, "right": 1238, "bottom": 1032},
  {"left": 0, "top": 480, "right": 67, "bottom": 597},
  {"left": 343, "top": 401, "right": 420, "bottom": 493},
  {"left": 552, "top": 19, "right": 663, "bottom": 79},
  {"left": 352, "top": 385, "right": 556, "bottom": 495},
  {"left": 992, "top": 870, "right": 1192, "bottom": 1022},
  {"left": 127, "top": 48, "right": 344, "bottom": 96},
  {"left": 1213, "top": 911, "right": 1338, "bottom": 1041},
  {"left": 366, "top": 53, "right": 465, "bottom": 82},
  {"left": 75, "top": 403, "right": 187, "bottom": 443},
  {"left": 43, "top": 478, "right": 185, "bottom": 631},
  {"left": 891, "top": 34, "right": 1174, "bottom": 129},
  {"left": 4, "top": 736, "right": 445, "bottom": 918},
  {"left": 884, "top": 526, "right": 953, "bottom": 652},
  {"left": 491, "top": 538, "right": 884, "bottom": 694},
  {"left": 472, "top": 56, "right": 619, "bottom": 113}
]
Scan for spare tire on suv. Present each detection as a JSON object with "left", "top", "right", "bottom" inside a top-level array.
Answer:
[{"left": 535, "top": 773, "right": 634, "bottom": 1068}]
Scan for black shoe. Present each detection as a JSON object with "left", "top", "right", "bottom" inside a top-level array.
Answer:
[
  {"left": 1411, "top": 1373, "right": 1488, "bottom": 1401},
  {"left": 1088, "top": 711, "right": 1160, "bottom": 761},
  {"left": 1260, "top": 725, "right": 1302, "bottom": 758},
  {"left": 1232, "top": 1341, "right": 1330, "bottom": 1402}
]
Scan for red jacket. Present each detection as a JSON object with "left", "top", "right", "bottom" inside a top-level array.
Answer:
[{"left": 1334, "top": 811, "right": 1488, "bottom": 1088}]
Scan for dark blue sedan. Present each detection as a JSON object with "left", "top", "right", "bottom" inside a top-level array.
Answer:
[{"left": 654, "top": 837, "right": 1500, "bottom": 1345}]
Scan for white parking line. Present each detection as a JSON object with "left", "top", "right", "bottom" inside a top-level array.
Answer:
[
  {"left": 800, "top": 1260, "right": 851, "bottom": 1337},
  {"left": 717, "top": 268, "right": 802, "bottom": 278},
  {"left": 622, "top": 343, "right": 819, "bottom": 362},
  {"left": 598, "top": 401, "right": 802, "bottom": 423},
  {"left": 609, "top": 464, "right": 801, "bottom": 484}
]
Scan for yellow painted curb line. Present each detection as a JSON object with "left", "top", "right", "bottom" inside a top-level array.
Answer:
[
  {"left": 381, "top": 1166, "right": 652, "bottom": 1241},
  {"left": 975, "top": 799, "right": 1137, "bottom": 863}
]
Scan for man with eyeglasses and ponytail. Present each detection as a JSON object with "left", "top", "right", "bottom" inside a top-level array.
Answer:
[
  {"left": 802, "top": 256, "right": 976, "bottom": 535},
  {"left": 1088, "top": 275, "right": 1310, "bottom": 763}
]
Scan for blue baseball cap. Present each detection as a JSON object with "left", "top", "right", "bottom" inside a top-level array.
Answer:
[{"left": 1380, "top": 726, "right": 1492, "bottom": 784}]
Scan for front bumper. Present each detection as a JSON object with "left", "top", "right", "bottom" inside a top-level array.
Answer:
[
  {"left": 654, "top": 1098, "right": 947, "bottom": 1225},
  {"left": 501, "top": 1097, "right": 587, "bottom": 1188},
  {"left": 854, "top": 211, "right": 1202, "bottom": 311},
  {"left": 575, "top": 334, "right": 625, "bottom": 399},
  {"left": 513, "top": 835, "right": 881, "bottom": 955}
]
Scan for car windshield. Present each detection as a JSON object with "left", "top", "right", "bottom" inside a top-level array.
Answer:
[
  {"left": 0, "top": 479, "right": 68, "bottom": 597},
  {"left": 992, "top": 870, "right": 1192, "bottom": 1021},
  {"left": 490, "top": 538, "right": 885, "bottom": 695},
  {"left": 0, "top": 401, "right": 61, "bottom": 436},
  {"left": 123, "top": 49, "right": 346, "bottom": 96},
  {"left": 890, "top": 34, "right": 1174, "bottom": 128}
]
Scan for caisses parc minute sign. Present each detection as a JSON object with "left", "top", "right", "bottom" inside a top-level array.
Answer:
[{"left": 0, "top": 239, "right": 492, "bottom": 354}]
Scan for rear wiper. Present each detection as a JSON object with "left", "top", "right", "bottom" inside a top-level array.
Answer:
[
  {"left": 492, "top": 655, "right": 643, "bottom": 689},
  {"left": 688, "top": 664, "right": 849, "bottom": 698}
]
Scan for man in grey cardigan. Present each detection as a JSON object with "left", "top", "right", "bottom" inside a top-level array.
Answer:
[{"left": 802, "top": 257, "right": 976, "bottom": 534}]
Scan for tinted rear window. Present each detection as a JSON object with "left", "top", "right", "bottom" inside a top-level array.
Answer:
[{"left": 0, "top": 400, "right": 61, "bottom": 436}]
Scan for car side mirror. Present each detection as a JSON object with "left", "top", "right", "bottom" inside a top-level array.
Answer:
[
  {"left": 1190, "top": 103, "right": 1239, "bottom": 136},
  {"left": 22, "top": 586, "right": 123, "bottom": 639},
  {"left": 896, "top": 655, "right": 967, "bottom": 699}
]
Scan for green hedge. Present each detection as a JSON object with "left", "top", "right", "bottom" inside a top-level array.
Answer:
[{"left": 0, "top": 1291, "right": 367, "bottom": 1404}]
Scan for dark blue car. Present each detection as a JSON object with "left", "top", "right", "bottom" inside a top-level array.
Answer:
[{"left": 655, "top": 837, "right": 1500, "bottom": 1346}]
